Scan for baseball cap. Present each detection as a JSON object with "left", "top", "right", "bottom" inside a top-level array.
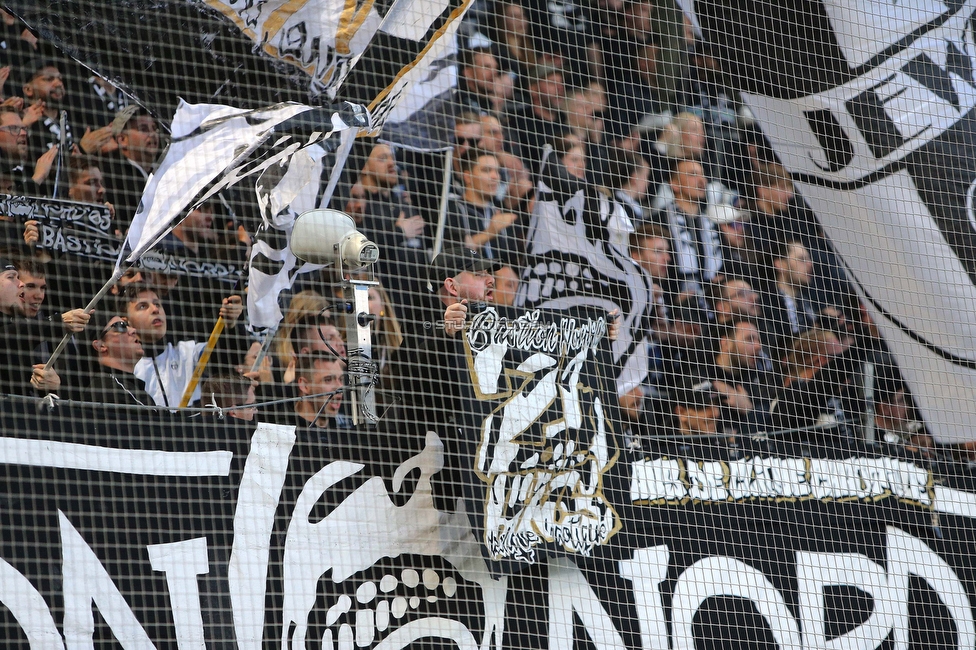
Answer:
[
  {"left": 0, "top": 256, "right": 16, "bottom": 272},
  {"left": 427, "top": 246, "right": 499, "bottom": 292}
]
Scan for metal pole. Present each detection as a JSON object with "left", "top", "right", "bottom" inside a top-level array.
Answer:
[
  {"left": 248, "top": 325, "right": 278, "bottom": 374},
  {"left": 43, "top": 265, "right": 124, "bottom": 371},
  {"left": 343, "top": 277, "right": 379, "bottom": 425},
  {"left": 432, "top": 147, "right": 453, "bottom": 260},
  {"left": 862, "top": 361, "right": 876, "bottom": 443}
]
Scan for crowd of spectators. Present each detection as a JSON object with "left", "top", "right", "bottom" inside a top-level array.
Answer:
[{"left": 0, "top": 5, "right": 953, "bottom": 461}]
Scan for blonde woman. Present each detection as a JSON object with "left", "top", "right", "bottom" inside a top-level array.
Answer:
[
  {"left": 327, "top": 281, "right": 403, "bottom": 373},
  {"left": 272, "top": 291, "right": 331, "bottom": 383},
  {"left": 367, "top": 282, "right": 403, "bottom": 375}
]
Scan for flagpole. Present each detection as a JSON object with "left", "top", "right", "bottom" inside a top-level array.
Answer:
[
  {"left": 179, "top": 316, "right": 227, "bottom": 408},
  {"left": 248, "top": 325, "right": 278, "bottom": 374},
  {"left": 432, "top": 147, "right": 453, "bottom": 260},
  {"left": 43, "top": 266, "right": 125, "bottom": 371}
]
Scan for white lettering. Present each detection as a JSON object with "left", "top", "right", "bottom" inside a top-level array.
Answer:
[
  {"left": 796, "top": 552, "right": 896, "bottom": 650},
  {"left": 0, "top": 555, "right": 63, "bottom": 649},
  {"left": 619, "top": 547, "right": 670, "bottom": 650},
  {"left": 630, "top": 459, "right": 685, "bottom": 502},
  {"left": 887, "top": 526, "right": 975, "bottom": 650},
  {"left": 147, "top": 538, "right": 210, "bottom": 650},
  {"left": 634, "top": 457, "right": 930, "bottom": 506},
  {"left": 60, "top": 510, "right": 155, "bottom": 649},
  {"left": 549, "top": 557, "right": 628, "bottom": 650},
  {"left": 671, "top": 557, "right": 800, "bottom": 650},
  {"left": 228, "top": 422, "right": 296, "bottom": 650},
  {"left": 685, "top": 462, "right": 727, "bottom": 502}
]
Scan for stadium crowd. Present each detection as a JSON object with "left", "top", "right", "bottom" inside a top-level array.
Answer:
[{"left": 0, "top": 4, "right": 951, "bottom": 460}]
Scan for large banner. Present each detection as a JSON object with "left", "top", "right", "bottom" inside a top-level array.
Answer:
[
  {"left": 462, "top": 306, "right": 619, "bottom": 564},
  {"left": 2, "top": 397, "right": 976, "bottom": 649},
  {"left": 695, "top": 0, "right": 976, "bottom": 443}
]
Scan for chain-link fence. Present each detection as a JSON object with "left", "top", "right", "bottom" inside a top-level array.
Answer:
[{"left": 0, "top": 1, "right": 974, "bottom": 648}]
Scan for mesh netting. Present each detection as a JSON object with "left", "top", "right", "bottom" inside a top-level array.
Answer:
[{"left": 0, "top": 1, "right": 975, "bottom": 648}]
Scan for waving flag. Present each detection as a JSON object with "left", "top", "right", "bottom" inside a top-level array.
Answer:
[
  {"left": 118, "top": 100, "right": 367, "bottom": 270},
  {"left": 364, "top": 0, "right": 468, "bottom": 134},
  {"left": 200, "top": 0, "right": 464, "bottom": 103},
  {"left": 696, "top": 0, "right": 976, "bottom": 443},
  {"left": 8, "top": 0, "right": 473, "bottom": 123},
  {"left": 517, "top": 159, "right": 656, "bottom": 400},
  {"left": 248, "top": 128, "right": 357, "bottom": 330}
]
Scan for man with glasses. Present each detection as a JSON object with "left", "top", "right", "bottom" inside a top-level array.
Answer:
[
  {"left": 86, "top": 312, "right": 154, "bottom": 406},
  {"left": 0, "top": 106, "right": 28, "bottom": 166},
  {"left": 0, "top": 104, "right": 52, "bottom": 192}
]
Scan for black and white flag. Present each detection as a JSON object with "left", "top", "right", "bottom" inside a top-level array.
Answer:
[
  {"left": 7, "top": 0, "right": 473, "bottom": 124},
  {"left": 199, "top": 0, "right": 470, "bottom": 105},
  {"left": 516, "top": 159, "right": 656, "bottom": 401},
  {"left": 364, "top": 1, "right": 467, "bottom": 136},
  {"left": 118, "top": 100, "right": 366, "bottom": 272},
  {"left": 462, "top": 306, "right": 620, "bottom": 564},
  {"left": 697, "top": 0, "right": 976, "bottom": 443},
  {"left": 248, "top": 128, "right": 357, "bottom": 330}
]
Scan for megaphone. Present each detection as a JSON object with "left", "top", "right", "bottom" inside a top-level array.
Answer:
[
  {"left": 291, "top": 209, "right": 379, "bottom": 270},
  {"left": 291, "top": 209, "right": 380, "bottom": 425}
]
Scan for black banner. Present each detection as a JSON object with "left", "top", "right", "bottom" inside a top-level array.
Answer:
[
  {"left": 0, "top": 194, "right": 113, "bottom": 233},
  {"left": 1, "top": 395, "right": 974, "bottom": 649},
  {"left": 136, "top": 250, "right": 242, "bottom": 281},
  {"left": 461, "top": 306, "right": 619, "bottom": 565},
  {"left": 0, "top": 194, "right": 242, "bottom": 278}
]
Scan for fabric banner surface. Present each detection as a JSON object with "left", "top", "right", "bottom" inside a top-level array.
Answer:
[
  {"left": 694, "top": 0, "right": 976, "bottom": 443},
  {"left": 0, "top": 195, "right": 113, "bottom": 234},
  {"left": 199, "top": 0, "right": 464, "bottom": 104},
  {"left": 6, "top": 0, "right": 471, "bottom": 124},
  {"left": 247, "top": 144, "right": 329, "bottom": 330},
  {"left": 0, "top": 194, "right": 241, "bottom": 277},
  {"left": 119, "top": 100, "right": 365, "bottom": 270},
  {"left": 0, "top": 195, "right": 119, "bottom": 263},
  {"left": 461, "top": 306, "right": 619, "bottom": 565},
  {"left": 0, "top": 400, "right": 975, "bottom": 649},
  {"left": 516, "top": 165, "right": 656, "bottom": 401}
]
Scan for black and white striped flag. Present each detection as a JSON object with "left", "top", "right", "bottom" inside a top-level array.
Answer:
[
  {"left": 697, "top": 0, "right": 976, "bottom": 443},
  {"left": 517, "top": 159, "right": 656, "bottom": 401}
]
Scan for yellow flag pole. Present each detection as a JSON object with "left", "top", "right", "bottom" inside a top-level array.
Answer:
[{"left": 178, "top": 316, "right": 226, "bottom": 408}]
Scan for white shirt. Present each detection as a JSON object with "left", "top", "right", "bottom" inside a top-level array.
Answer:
[{"left": 134, "top": 340, "right": 205, "bottom": 407}]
